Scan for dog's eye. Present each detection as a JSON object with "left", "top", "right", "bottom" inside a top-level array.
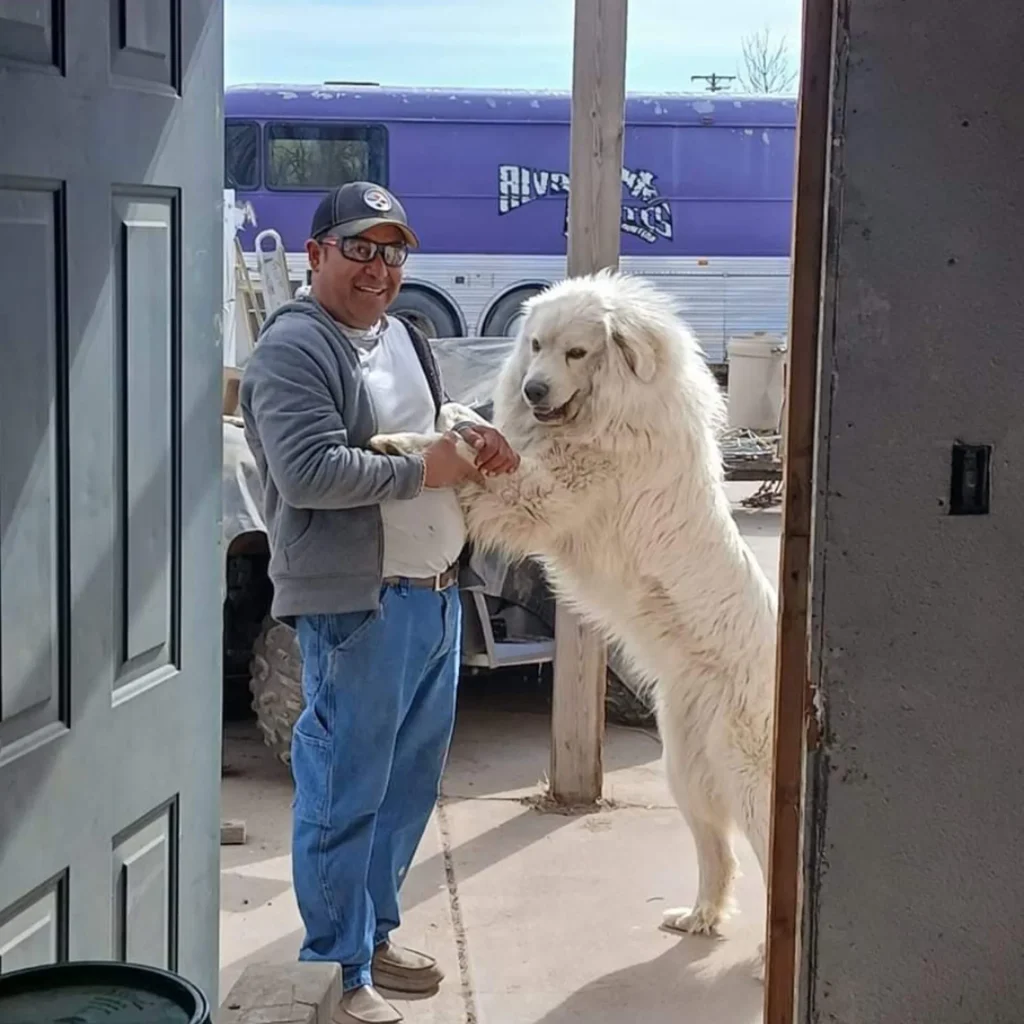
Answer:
[
  {"left": 566, "top": 348, "right": 587, "bottom": 360},
  {"left": 530, "top": 338, "right": 541, "bottom": 353}
]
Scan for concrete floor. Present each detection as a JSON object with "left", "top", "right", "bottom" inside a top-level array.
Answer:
[{"left": 219, "top": 491, "right": 780, "bottom": 1024}]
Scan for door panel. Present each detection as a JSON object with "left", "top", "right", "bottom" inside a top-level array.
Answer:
[
  {"left": 0, "top": 184, "right": 67, "bottom": 753},
  {"left": 0, "top": 1, "right": 62, "bottom": 69},
  {"left": 0, "top": 0, "right": 224, "bottom": 1002},
  {"left": 112, "top": 801, "right": 178, "bottom": 968},
  {"left": 0, "top": 873, "right": 68, "bottom": 973},
  {"left": 113, "top": 191, "right": 178, "bottom": 690}
]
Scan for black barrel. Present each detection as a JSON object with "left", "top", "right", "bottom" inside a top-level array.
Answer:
[{"left": 0, "top": 960, "right": 210, "bottom": 1024}]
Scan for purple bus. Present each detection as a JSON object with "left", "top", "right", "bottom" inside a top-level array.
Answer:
[{"left": 225, "top": 84, "right": 797, "bottom": 361}]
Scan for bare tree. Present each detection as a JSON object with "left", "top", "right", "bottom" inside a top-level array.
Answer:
[{"left": 737, "top": 26, "right": 798, "bottom": 95}]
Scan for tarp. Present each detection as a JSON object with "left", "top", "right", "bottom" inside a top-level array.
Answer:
[
  {"left": 222, "top": 416, "right": 266, "bottom": 548},
  {"left": 429, "top": 336, "right": 515, "bottom": 408}
]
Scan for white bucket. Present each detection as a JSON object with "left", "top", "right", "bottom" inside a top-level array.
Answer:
[{"left": 726, "top": 332, "right": 787, "bottom": 431}]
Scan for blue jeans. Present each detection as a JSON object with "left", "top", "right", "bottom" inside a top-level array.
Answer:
[{"left": 290, "top": 581, "right": 461, "bottom": 992}]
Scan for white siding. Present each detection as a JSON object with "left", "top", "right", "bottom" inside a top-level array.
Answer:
[{"left": 243, "top": 250, "right": 791, "bottom": 363}]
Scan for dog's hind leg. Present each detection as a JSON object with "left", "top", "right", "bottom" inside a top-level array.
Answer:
[
  {"left": 727, "top": 761, "right": 772, "bottom": 981},
  {"left": 660, "top": 740, "right": 737, "bottom": 938}
]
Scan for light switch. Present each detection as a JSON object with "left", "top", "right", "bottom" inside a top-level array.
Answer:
[{"left": 949, "top": 443, "right": 991, "bottom": 515}]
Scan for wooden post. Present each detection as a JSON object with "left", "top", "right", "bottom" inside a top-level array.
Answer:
[
  {"left": 763, "top": 0, "right": 836, "bottom": 1018},
  {"left": 549, "top": 0, "right": 628, "bottom": 806}
]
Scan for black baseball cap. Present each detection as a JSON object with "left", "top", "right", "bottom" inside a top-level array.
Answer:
[{"left": 309, "top": 181, "right": 419, "bottom": 247}]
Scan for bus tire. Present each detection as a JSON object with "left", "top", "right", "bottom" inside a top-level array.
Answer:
[
  {"left": 482, "top": 286, "right": 544, "bottom": 337},
  {"left": 390, "top": 288, "right": 461, "bottom": 339}
]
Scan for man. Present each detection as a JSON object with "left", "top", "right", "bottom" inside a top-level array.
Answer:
[{"left": 239, "top": 181, "right": 518, "bottom": 1024}]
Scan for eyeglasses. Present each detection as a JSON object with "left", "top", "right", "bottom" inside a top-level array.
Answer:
[{"left": 322, "top": 234, "right": 409, "bottom": 267}]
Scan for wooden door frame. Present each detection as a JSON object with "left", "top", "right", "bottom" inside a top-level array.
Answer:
[{"left": 763, "top": 0, "right": 839, "bottom": 1020}]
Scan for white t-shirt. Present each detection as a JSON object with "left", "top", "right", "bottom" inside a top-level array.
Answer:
[{"left": 339, "top": 316, "right": 467, "bottom": 578}]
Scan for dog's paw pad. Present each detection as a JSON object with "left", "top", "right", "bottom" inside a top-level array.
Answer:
[
  {"left": 660, "top": 905, "right": 722, "bottom": 938},
  {"left": 369, "top": 435, "right": 403, "bottom": 455}
]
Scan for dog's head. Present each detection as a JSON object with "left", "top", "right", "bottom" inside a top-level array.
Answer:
[
  {"left": 508, "top": 273, "right": 658, "bottom": 427},
  {"left": 495, "top": 270, "right": 721, "bottom": 440}
]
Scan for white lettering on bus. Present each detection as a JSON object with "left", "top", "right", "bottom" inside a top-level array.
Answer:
[{"left": 498, "top": 163, "right": 673, "bottom": 244}]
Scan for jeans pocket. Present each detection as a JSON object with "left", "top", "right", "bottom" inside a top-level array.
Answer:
[
  {"left": 321, "top": 596, "right": 387, "bottom": 655},
  {"left": 291, "top": 729, "right": 333, "bottom": 828}
]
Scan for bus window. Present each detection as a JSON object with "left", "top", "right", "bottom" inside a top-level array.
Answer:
[
  {"left": 266, "top": 122, "right": 388, "bottom": 190},
  {"left": 225, "top": 120, "right": 259, "bottom": 191}
]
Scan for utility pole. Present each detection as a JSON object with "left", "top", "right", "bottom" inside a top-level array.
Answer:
[
  {"left": 550, "top": 0, "right": 628, "bottom": 806},
  {"left": 691, "top": 72, "right": 736, "bottom": 93}
]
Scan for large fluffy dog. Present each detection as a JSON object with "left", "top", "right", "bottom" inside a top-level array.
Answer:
[{"left": 371, "top": 270, "right": 778, "bottom": 977}]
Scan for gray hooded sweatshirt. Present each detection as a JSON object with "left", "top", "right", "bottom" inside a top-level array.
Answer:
[{"left": 239, "top": 295, "right": 474, "bottom": 622}]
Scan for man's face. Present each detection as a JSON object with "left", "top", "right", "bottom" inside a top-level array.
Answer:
[{"left": 306, "top": 223, "right": 406, "bottom": 329}]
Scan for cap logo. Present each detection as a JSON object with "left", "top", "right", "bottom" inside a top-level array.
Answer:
[{"left": 363, "top": 188, "right": 392, "bottom": 212}]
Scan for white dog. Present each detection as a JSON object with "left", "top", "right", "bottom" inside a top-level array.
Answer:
[{"left": 371, "top": 270, "right": 778, "bottom": 978}]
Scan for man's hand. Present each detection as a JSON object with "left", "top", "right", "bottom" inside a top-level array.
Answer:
[
  {"left": 422, "top": 432, "right": 485, "bottom": 489},
  {"left": 455, "top": 424, "right": 521, "bottom": 476}
]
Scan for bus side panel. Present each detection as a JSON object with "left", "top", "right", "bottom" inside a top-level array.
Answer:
[
  {"left": 647, "top": 122, "right": 797, "bottom": 258},
  {"left": 390, "top": 119, "right": 796, "bottom": 259},
  {"left": 228, "top": 111, "right": 796, "bottom": 261},
  {"left": 390, "top": 119, "right": 572, "bottom": 257}
]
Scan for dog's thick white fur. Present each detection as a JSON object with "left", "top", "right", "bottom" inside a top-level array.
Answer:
[{"left": 371, "top": 270, "right": 778, "bottom": 978}]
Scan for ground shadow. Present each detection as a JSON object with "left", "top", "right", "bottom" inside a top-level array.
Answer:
[
  {"left": 531, "top": 939, "right": 764, "bottom": 1024},
  {"left": 219, "top": 926, "right": 305, "bottom": 997},
  {"left": 401, "top": 797, "right": 573, "bottom": 914},
  {"left": 221, "top": 717, "right": 579, "bottom": 916},
  {"left": 445, "top": 692, "right": 661, "bottom": 802}
]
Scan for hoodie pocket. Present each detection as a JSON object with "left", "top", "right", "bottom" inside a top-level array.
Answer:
[{"left": 282, "top": 508, "right": 315, "bottom": 560}]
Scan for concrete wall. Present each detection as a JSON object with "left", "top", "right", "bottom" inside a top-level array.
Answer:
[{"left": 803, "top": 0, "right": 1024, "bottom": 1021}]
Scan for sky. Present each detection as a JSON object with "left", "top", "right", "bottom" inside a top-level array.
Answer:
[{"left": 224, "top": 0, "right": 803, "bottom": 94}]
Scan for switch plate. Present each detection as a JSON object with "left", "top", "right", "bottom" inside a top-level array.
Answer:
[{"left": 949, "top": 442, "right": 991, "bottom": 515}]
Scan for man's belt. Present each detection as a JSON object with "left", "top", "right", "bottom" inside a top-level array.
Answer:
[{"left": 382, "top": 564, "right": 459, "bottom": 591}]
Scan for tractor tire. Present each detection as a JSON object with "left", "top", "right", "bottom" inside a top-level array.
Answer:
[
  {"left": 605, "top": 671, "right": 657, "bottom": 730},
  {"left": 249, "top": 616, "right": 303, "bottom": 766},
  {"left": 246, "top": 613, "right": 659, "bottom": 764},
  {"left": 605, "top": 645, "right": 658, "bottom": 730}
]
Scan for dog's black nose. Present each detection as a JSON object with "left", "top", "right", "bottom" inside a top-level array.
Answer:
[{"left": 523, "top": 379, "right": 549, "bottom": 404}]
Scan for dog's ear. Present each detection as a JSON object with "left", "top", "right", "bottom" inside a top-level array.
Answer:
[{"left": 607, "top": 316, "right": 657, "bottom": 383}]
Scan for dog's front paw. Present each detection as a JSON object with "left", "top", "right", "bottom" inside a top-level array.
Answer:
[
  {"left": 660, "top": 905, "right": 724, "bottom": 939},
  {"left": 368, "top": 432, "right": 430, "bottom": 456}
]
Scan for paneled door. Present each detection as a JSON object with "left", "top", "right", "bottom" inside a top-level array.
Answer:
[{"left": 0, "top": 0, "right": 225, "bottom": 1002}]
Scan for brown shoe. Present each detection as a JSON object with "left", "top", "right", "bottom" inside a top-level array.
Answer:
[
  {"left": 334, "top": 985, "right": 403, "bottom": 1023},
  {"left": 371, "top": 941, "right": 445, "bottom": 994}
]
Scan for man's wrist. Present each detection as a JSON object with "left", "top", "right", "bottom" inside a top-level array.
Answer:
[{"left": 406, "top": 453, "right": 427, "bottom": 496}]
